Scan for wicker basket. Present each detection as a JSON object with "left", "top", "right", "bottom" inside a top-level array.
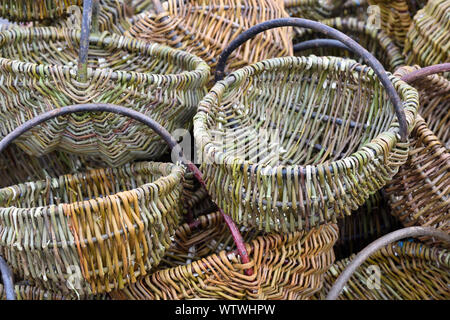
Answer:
[
  {"left": 315, "top": 241, "right": 450, "bottom": 300},
  {"left": 384, "top": 65, "right": 449, "bottom": 240},
  {"left": 109, "top": 217, "right": 338, "bottom": 300},
  {"left": 404, "top": 0, "right": 450, "bottom": 68},
  {"left": 293, "top": 17, "right": 405, "bottom": 72},
  {"left": 284, "top": 0, "right": 369, "bottom": 20},
  {"left": 334, "top": 192, "right": 401, "bottom": 260},
  {"left": 0, "top": 0, "right": 83, "bottom": 22},
  {"left": 0, "top": 161, "right": 185, "bottom": 296},
  {"left": 125, "top": 0, "right": 293, "bottom": 77},
  {"left": 394, "top": 65, "right": 449, "bottom": 145},
  {"left": 0, "top": 26, "right": 209, "bottom": 167},
  {"left": 195, "top": 53, "right": 418, "bottom": 232}
]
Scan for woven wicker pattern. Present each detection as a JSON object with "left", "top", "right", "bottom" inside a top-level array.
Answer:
[
  {"left": 293, "top": 17, "right": 405, "bottom": 71},
  {"left": 334, "top": 192, "right": 401, "bottom": 259},
  {"left": 384, "top": 116, "right": 449, "bottom": 237},
  {"left": 404, "top": 0, "right": 450, "bottom": 68},
  {"left": 126, "top": 0, "right": 293, "bottom": 76},
  {"left": 0, "top": 27, "right": 209, "bottom": 167},
  {"left": 157, "top": 212, "right": 262, "bottom": 269},
  {"left": 368, "top": 0, "right": 416, "bottom": 47},
  {"left": 0, "top": 161, "right": 184, "bottom": 296},
  {"left": 194, "top": 56, "right": 418, "bottom": 233},
  {"left": 110, "top": 222, "right": 338, "bottom": 300},
  {"left": 285, "top": 0, "right": 343, "bottom": 19},
  {"left": 315, "top": 241, "right": 450, "bottom": 300},
  {"left": 0, "top": 0, "right": 82, "bottom": 21},
  {"left": 394, "top": 65, "right": 449, "bottom": 145}
]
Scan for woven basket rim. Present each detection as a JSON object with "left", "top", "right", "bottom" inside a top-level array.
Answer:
[
  {"left": 0, "top": 161, "right": 185, "bottom": 214},
  {"left": 0, "top": 27, "right": 210, "bottom": 85},
  {"left": 194, "top": 55, "right": 418, "bottom": 174}
]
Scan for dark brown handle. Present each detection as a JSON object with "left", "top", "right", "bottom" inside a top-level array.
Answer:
[
  {"left": 0, "top": 103, "right": 253, "bottom": 276},
  {"left": 0, "top": 256, "right": 15, "bottom": 300},
  {"left": 294, "top": 38, "right": 350, "bottom": 52},
  {"left": 215, "top": 18, "right": 408, "bottom": 141},
  {"left": 401, "top": 63, "right": 450, "bottom": 84}
]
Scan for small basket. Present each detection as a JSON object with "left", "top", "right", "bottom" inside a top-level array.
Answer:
[
  {"left": 404, "top": 0, "right": 450, "bottom": 68},
  {"left": 0, "top": 0, "right": 82, "bottom": 22},
  {"left": 0, "top": 1, "right": 209, "bottom": 167},
  {"left": 293, "top": 17, "right": 405, "bottom": 72},
  {"left": 0, "top": 161, "right": 185, "bottom": 296},
  {"left": 384, "top": 65, "right": 449, "bottom": 240},
  {"left": 315, "top": 241, "right": 450, "bottom": 300},
  {"left": 109, "top": 218, "right": 338, "bottom": 300},
  {"left": 126, "top": 0, "right": 293, "bottom": 76}
]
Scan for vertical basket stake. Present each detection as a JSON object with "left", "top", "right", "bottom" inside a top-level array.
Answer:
[
  {"left": 78, "top": 0, "right": 100, "bottom": 82},
  {"left": 0, "top": 103, "right": 254, "bottom": 277},
  {"left": 0, "top": 255, "right": 15, "bottom": 300}
]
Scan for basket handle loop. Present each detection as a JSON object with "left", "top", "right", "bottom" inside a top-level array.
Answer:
[
  {"left": 0, "top": 103, "right": 253, "bottom": 277},
  {"left": 400, "top": 63, "right": 450, "bottom": 84},
  {"left": 326, "top": 226, "right": 450, "bottom": 300},
  {"left": 0, "top": 255, "right": 15, "bottom": 300},
  {"left": 214, "top": 18, "right": 409, "bottom": 141},
  {"left": 78, "top": 0, "right": 100, "bottom": 82}
]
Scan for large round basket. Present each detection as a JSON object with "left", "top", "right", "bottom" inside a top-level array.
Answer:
[
  {"left": 0, "top": 27, "right": 209, "bottom": 167},
  {"left": 194, "top": 54, "right": 418, "bottom": 233},
  {"left": 109, "top": 213, "right": 338, "bottom": 300},
  {"left": 293, "top": 17, "right": 405, "bottom": 72},
  {"left": 0, "top": 161, "right": 185, "bottom": 296}
]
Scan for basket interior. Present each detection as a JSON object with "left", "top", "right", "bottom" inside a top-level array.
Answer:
[
  {"left": 204, "top": 57, "right": 396, "bottom": 167},
  {"left": 0, "top": 28, "right": 200, "bottom": 76},
  {"left": 0, "top": 163, "right": 170, "bottom": 208}
]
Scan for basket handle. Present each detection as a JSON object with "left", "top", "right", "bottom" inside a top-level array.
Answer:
[
  {"left": 293, "top": 39, "right": 350, "bottom": 53},
  {"left": 0, "top": 255, "right": 15, "bottom": 300},
  {"left": 325, "top": 226, "right": 450, "bottom": 300},
  {"left": 214, "top": 18, "right": 409, "bottom": 141},
  {"left": 400, "top": 63, "right": 450, "bottom": 84},
  {"left": 78, "top": 0, "right": 100, "bottom": 82},
  {"left": 0, "top": 103, "right": 253, "bottom": 277}
]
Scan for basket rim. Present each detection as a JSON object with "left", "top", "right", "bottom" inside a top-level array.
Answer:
[
  {"left": 0, "top": 161, "right": 185, "bottom": 213},
  {"left": 0, "top": 26, "right": 210, "bottom": 85},
  {"left": 194, "top": 55, "right": 418, "bottom": 175}
]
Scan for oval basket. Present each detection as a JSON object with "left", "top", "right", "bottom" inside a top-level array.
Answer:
[
  {"left": 0, "top": 161, "right": 185, "bottom": 296},
  {"left": 109, "top": 214, "right": 338, "bottom": 300},
  {"left": 125, "top": 0, "right": 293, "bottom": 76},
  {"left": 315, "top": 241, "right": 450, "bottom": 300},
  {"left": 0, "top": 27, "right": 209, "bottom": 167},
  {"left": 194, "top": 55, "right": 418, "bottom": 233},
  {"left": 293, "top": 17, "right": 405, "bottom": 71}
]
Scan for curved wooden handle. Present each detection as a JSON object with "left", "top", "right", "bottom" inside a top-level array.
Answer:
[{"left": 215, "top": 18, "right": 408, "bottom": 141}]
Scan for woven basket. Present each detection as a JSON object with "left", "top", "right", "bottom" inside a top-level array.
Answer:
[
  {"left": 394, "top": 65, "right": 449, "bottom": 145},
  {"left": 0, "top": 161, "right": 185, "bottom": 296},
  {"left": 315, "top": 241, "right": 450, "bottom": 300},
  {"left": 384, "top": 65, "right": 449, "bottom": 239},
  {"left": 109, "top": 219, "right": 338, "bottom": 300},
  {"left": 334, "top": 192, "right": 401, "bottom": 260},
  {"left": 293, "top": 17, "right": 405, "bottom": 72},
  {"left": 284, "top": 0, "right": 369, "bottom": 20},
  {"left": 404, "top": 0, "right": 450, "bottom": 68},
  {"left": 0, "top": 27, "right": 209, "bottom": 167},
  {"left": 0, "top": 0, "right": 83, "bottom": 21},
  {"left": 125, "top": 0, "right": 293, "bottom": 77},
  {"left": 194, "top": 55, "right": 418, "bottom": 233}
]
